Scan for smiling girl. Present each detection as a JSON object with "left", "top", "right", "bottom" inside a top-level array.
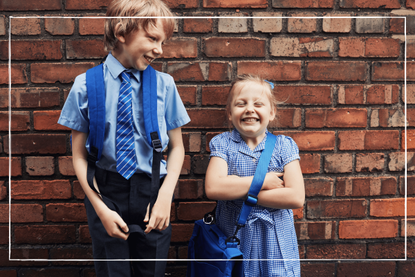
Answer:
[{"left": 205, "top": 75, "right": 305, "bottom": 277}]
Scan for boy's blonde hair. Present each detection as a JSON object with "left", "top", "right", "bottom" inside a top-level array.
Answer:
[
  {"left": 226, "top": 74, "right": 278, "bottom": 119},
  {"left": 104, "top": 0, "right": 175, "bottom": 52}
]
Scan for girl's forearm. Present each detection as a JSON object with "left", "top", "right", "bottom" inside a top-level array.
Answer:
[{"left": 257, "top": 188, "right": 304, "bottom": 209}]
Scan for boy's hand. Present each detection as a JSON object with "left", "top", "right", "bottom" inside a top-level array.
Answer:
[
  {"left": 99, "top": 207, "right": 130, "bottom": 240},
  {"left": 143, "top": 195, "right": 171, "bottom": 234},
  {"left": 262, "top": 172, "right": 285, "bottom": 191}
]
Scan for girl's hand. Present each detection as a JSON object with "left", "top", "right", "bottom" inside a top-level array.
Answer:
[
  {"left": 262, "top": 172, "right": 285, "bottom": 190},
  {"left": 98, "top": 207, "right": 129, "bottom": 240},
  {"left": 143, "top": 195, "right": 171, "bottom": 234}
]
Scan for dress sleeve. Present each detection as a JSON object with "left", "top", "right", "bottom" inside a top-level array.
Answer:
[
  {"left": 278, "top": 135, "right": 300, "bottom": 167},
  {"left": 57, "top": 73, "right": 89, "bottom": 133},
  {"left": 209, "top": 133, "right": 229, "bottom": 162}
]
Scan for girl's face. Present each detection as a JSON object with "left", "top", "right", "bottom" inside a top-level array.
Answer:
[{"left": 228, "top": 81, "right": 276, "bottom": 142}]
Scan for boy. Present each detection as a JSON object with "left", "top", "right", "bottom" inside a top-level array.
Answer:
[{"left": 58, "top": 0, "right": 190, "bottom": 276}]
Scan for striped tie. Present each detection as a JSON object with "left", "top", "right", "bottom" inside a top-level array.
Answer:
[{"left": 116, "top": 71, "right": 137, "bottom": 179}]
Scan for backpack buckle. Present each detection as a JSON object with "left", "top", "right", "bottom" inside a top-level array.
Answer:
[{"left": 152, "top": 139, "right": 162, "bottom": 152}]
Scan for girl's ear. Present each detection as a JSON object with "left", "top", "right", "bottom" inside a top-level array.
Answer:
[{"left": 269, "top": 107, "right": 276, "bottom": 122}]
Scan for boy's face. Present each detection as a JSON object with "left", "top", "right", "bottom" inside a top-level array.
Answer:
[{"left": 113, "top": 19, "right": 166, "bottom": 70}]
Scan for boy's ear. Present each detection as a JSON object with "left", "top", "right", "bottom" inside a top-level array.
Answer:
[{"left": 114, "top": 22, "right": 126, "bottom": 44}]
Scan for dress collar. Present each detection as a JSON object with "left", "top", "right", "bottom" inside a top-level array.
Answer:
[{"left": 230, "top": 129, "right": 269, "bottom": 155}]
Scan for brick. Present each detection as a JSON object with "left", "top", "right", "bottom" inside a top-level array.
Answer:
[
  {"left": 324, "top": 153, "right": 352, "bottom": 173},
  {"left": 305, "top": 177, "right": 333, "bottom": 197},
  {"left": 46, "top": 203, "right": 87, "bottom": 222},
  {"left": 4, "top": 134, "right": 66, "bottom": 154},
  {"left": 271, "top": 37, "right": 334, "bottom": 57},
  {"left": 45, "top": 17, "right": 75, "bottom": 35},
  {"left": 356, "top": 17, "right": 385, "bottom": 33},
  {"left": 274, "top": 131, "right": 335, "bottom": 151},
  {"left": 306, "top": 61, "right": 367, "bottom": 81},
  {"left": 307, "top": 199, "right": 367, "bottom": 219},
  {"left": 339, "top": 220, "right": 398, "bottom": 239},
  {"left": 0, "top": 182, "right": 6, "bottom": 201},
  {"left": 338, "top": 37, "right": 365, "bottom": 57},
  {"left": 366, "top": 84, "right": 399, "bottom": 104},
  {"left": 403, "top": 130, "right": 415, "bottom": 150},
  {"left": 365, "top": 38, "right": 400, "bottom": 57},
  {"left": 49, "top": 248, "right": 93, "bottom": 265},
  {"left": 340, "top": 0, "right": 400, "bottom": 8},
  {"left": 287, "top": 14, "right": 318, "bottom": 33},
  {"left": 355, "top": 153, "right": 385, "bottom": 172},
  {"left": 164, "top": 0, "right": 198, "bottom": 8},
  {"left": 185, "top": 109, "right": 227, "bottom": 129},
  {"left": 177, "top": 202, "right": 216, "bottom": 221},
  {"left": 401, "top": 176, "right": 415, "bottom": 195},
  {"left": 370, "top": 198, "right": 415, "bottom": 217},
  {"left": 277, "top": 85, "right": 332, "bottom": 105},
  {"left": 11, "top": 180, "right": 71, "bottom": 200},
  {"left": 192, "top": 154, "right": 210, "bottom": 175},
  {"left": 65, "top": 0, "right": 110, "bottom": 10},
  {"left": 338, "top": 130, "right": 399, "bottom": 150},
  {"left": 34, "top": 110, "right": 69, "bottom": 131},
  {"left": 14, "top": 225, "right": 76, "bottom": 244},
  {"left": 202, "top": 86, "right": 230, "bottom": 106},
  {"left": 79, "top": 17, "right": 105, "bottom": 35},
  {"left": 0, "top": 271, "right": 16, "bottom": 277},
  {"left": 171, "top": 223, "right": 194, "bottom": 242},
  {"left": 322, "top": 15, "right": 352, "bottom": 33},
  {"left": 337, "top": 262, "right": 396, "bottom": 277},
  {"left": 0, "top": 64, "right": 27, "bottom": 84},
  {"left": 0, "top": 87, "right": 60, "bottom": 108},
  {"left": 389, "top": 152, "right": 415, "bottom": 171},
  {"left": 337, "top": 177, "right": 396, "bottom": 197},
  {"left": 206, "top": 132, "right": 221, "bottom": 152},
  {"left": 408, "top": 109, "right": 415, "bottom": 127},
  {"left": 0, "top": 40, "right": 62, "bottom": 60},
  {"left": 73, "top": 181, "right": 85, "bottom": 200},
  {"left": 368, "top": 242, "right": 405, "bottom": 259},
  {"left": 66, "top": 39, "right": 107, "bottom": 59},
  {"left": 402, "top": 218, "right": 415, "bottom": 237},
  {"left": 337, "top": 85, "right": 364, "bottom": 104},
  {"left": 0, "top": 0, "right": 62, "bottom": 10},
  {"left": 31, "top": 62, "right": 95, "bottom": 83},
  {"left": 2, "top": 249, "right": 48, "bottom": 266},
  {"left": 204, "top": 38, "right": 265, "bottom": 57},
  {"left": 58, "top": 156, "right": 75, "bottom": 176},
  {"left": 26, "top": 156, "right": 55, "bottom": 176},
  {"left": 79, "top": 224, "right": 91, "bottom": 243},
  {"left": 183, "top": 16, "right": 213, "bottom": 33},
  {"left": 0, "top": 157, "right": 21, "bottom": 177},
  {"left": 0, "top": 15, "right": 5, "bottom": 36},
  {"left": 293, "top": 207, "right": 303, "bottom": 219},
  {"left": 272, "top": 0, "right": 334, "bottom": 8},
  {"left": 182, "top": 132, "right": 201, "bottom": 152},
  {"left": 306, "top": 243, "right": 365, "bottom": 259},
  {"left": 11, "top": 18, "right": 41, "bottom": 35},
  {"left": 408, "top": 0, "right": 415, "bottom": 8},
  {"left": 300, "top": 154, "right": 321, "bottom": 174},
  {"left": 271, "top": 108, "right": 301, "bottom": 128},
  {"left": 181, "top": 155, "right": 191, "bottom": 175},
  {"left": 408, "top": 37, "right": 415, "bottom": 58},
  {"left": 218, "top": 14, "right": 248, "bottom": 33},
  {"left": 296, "top": 221, "right": 335, "bottom": 240},
  {"left": 372, "top": 62, "right": 415, "bottom": 81},
  {"left": 0, "top": 111, "right": 30, "bottom": 131},
  {"left": 253, "top": 12, "right": 283, "bottom": 33},
  {"left": 238, "top": 61, "right": 301, "bottom": 81},
  {"left": 202, "top": 0, "right": 267, "bottom": 8},
  {"left": 390, "top": 18, "right": 404, "bottom": 33},
  {"left": 177, "top": 86, "right": 197, "bottom": 106},
  {"left": 162, "top": 38, "right": 197, "bottom": 58},
  {"left": 19, "top": 268, "right": 81, "bottom": 277},
  {"left": 301, "top": 263, "right": 336, "bottom": 277},
  {"left": 167, "top": 62, "right": 231, "bottom": 82},
  {"left": 0, "top": 226, "right": 7, "bottom": 244},
  {"left": 305, "top": 108, "right": 367, "bottom": 128},
  {"left": 372, "top": 108, "right": 406, "bottom": 128},
  {"left": 1, "top": 204, "right": 44, "bottom": 223},
  {"left": 398, "top": 261, "right": 415, "bottom": 277},
  {"left": 174, "top": 179, "right": 204, "bottom": 199}
]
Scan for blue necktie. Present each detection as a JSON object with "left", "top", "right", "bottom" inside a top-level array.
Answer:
[{"left": 116, "top": 72, "right": 138, "bottom": 179}]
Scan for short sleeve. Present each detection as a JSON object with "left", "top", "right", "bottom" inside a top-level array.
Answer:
[
  {"left": 209, "top": 133, "right": 229, "bottom": 162},
  {"left": 162, "top": 73, "right": 190, "bottom": 130},
  {"left": 278, "top": 135, "right": 300, "bottom": 167},
  {"left": 58, "top": 73, "right": 89, "bottom": 133}
]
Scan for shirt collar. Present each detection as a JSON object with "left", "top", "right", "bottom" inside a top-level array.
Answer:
[{"left": 104, "top": 53, "right": 141, "bottom": 82}]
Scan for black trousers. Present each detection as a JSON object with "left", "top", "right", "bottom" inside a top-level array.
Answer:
[{"left": 84, "top": 168, "right": 171, "bottom": 277}]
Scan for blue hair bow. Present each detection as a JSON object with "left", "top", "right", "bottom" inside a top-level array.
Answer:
[{"left": 264, "top": 80, "right": 274, "bottom": 89}]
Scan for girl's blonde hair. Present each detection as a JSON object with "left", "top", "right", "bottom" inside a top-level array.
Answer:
[
  {"left": 226, "top": 74, "right": 278, "bottom": 119},
  {"left": 104, "top": 0, "right": 175, "bottom": 52}
]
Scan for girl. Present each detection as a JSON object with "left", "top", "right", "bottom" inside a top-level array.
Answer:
[{"left": 205, "top": 75, "right": 304, "bottom": 277}]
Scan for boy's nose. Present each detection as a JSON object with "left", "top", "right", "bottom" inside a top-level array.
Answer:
[{"left": 153, "top": 43, "right": 163, "bottom": 56}]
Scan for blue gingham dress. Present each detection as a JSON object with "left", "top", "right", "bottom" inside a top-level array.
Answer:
[{"left": 209, "top": 129, "right": 301, "bottom": 277}]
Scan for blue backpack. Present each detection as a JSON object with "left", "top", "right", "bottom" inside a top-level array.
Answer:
[{"left": 84, "top": 62, "right": 162, "bottom": 229}]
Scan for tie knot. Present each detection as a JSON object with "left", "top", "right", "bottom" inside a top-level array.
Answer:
[{"left": 121, "top": 71, "right": 131, "bottom": 83}]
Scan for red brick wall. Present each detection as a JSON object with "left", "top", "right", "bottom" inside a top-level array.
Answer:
[{"left": 1, "top": 0, "right": 414, "bottom": 276}]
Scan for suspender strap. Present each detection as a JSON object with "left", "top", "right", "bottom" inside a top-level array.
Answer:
[
  {"left": 85, "top": 64, "right": 106, "bottom": 194},
  {"left": 236, "top": 132, "right": 277, "bottom": 226}
]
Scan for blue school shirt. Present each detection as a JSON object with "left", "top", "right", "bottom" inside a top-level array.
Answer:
[
  {"left": 209, "top": 129, "right": 301, "bottom": 277},
  {"left": 58, "top": 53, "right": 190, "bottom": 177}
]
